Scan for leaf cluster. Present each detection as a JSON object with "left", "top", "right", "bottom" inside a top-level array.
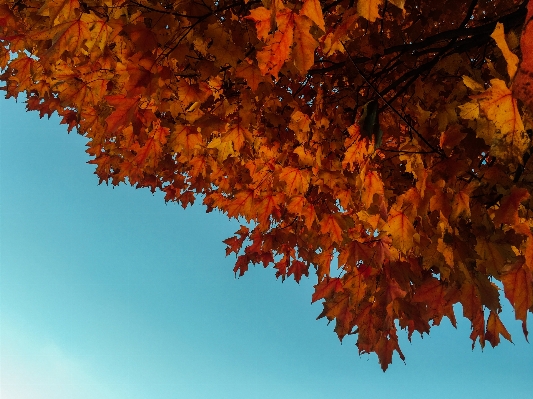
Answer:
[{"left": 1, "top": 0, "right": 533, "bottom": 369}]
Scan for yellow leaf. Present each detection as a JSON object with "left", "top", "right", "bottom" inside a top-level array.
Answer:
[
  {"left": 491, "top": 22, "right": 519, "bottom": 80},
  {"left": 38, "top": 0, "right": 80, "bottom": 25},
  {"left": 357, "top": 0, "right": 383, "bottom": 22},
  {"left": 386, "top": 209, "right": 415, "bottom": 253},
  {"left": 458, "top": 102, "right": 479, "bottom": 120},
  {"left": 300, "top": 0, "right": 325, "bottom": 32},
  {"left": 388, "top": 0, "right": 405, "bottom": 10},
  {"left": 207, "top": 137, "right": 234, "bottom": 161},
  {"left": 462, "top": 75, "right": 484, "bottom": 92},
  {"left": 475, "top": 79, "right": 524, "bottom": 135}
]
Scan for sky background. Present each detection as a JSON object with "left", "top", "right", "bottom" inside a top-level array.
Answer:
[{"left": 1, "top": 96, "right": 532, "bottom": 399}]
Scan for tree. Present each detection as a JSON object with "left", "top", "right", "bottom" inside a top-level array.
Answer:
[{"left": 1, "top": 0, "right": 532, "bottom": 370}]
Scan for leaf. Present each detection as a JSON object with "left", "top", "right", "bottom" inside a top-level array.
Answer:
[
  {"left": 485, "top": 311, "right": 513, "bottom": 347},
  {"left": 133, "top": 121, "right": 169, "bottom": 167},
  {"left": 491, "top": 22, "right": 519, "bottom": 80},
  {"left": 357, "top": 0, "right": 383, "bottom": 22},
  {"left": 38, "top": 0, "right": 80, "bottom": 25},
  {"left": 246, "top": 7, "right": 272, "bottom": 40},
  {"left": 462, "top": 76, "right": 484, "bottom": 92},
  {"left": 279, "top": 167, "right": 310, "bottom": 196},
  {"left": 472, "top": 79, "right": 528, "bottom": 160},
  {"left": 289, "top": 110, "right": 311, "bottom": 142},
  {"left": 292, "top": 15, "right": 318, "bottom": 75},
  {"left": 493, "top": 187, "right": 530, "bottom": 227},
  {"left": 501, "top": 262, "right": 533, "bottom": 327},
  {"left": 255, "top": 8, "right": 295, "bottom": 78},
  {"left": 320, "top": 214, "right": 343, "bottom": 244},
  {"left": 235, "top": 60, "right": 266, "bottom": 92},
  {"left": 385, "top": 208, "right": 415, "bottom": 253},
  {"left": 300, "top": 0, "right": 325, "bottom": 32},
  {"left": 361, "top": 170, "right": 384, "bottom": 208},
  {"left": 288, "top": 259, "right": 309, "bottom": 283},
  {"left": 512, "top": 0, "right": 533, "bottom": 113},
  {"left": 474, "top": 79, "right": 524, "bottom": 136},
  {"left": 312, "top": 277, "right": 343, "bottom": 302},
  {"left": 105, "top": 95, "right": 140, "bottom": 133},
  {"left": 388, "top": 0, "right": 405, "bottom": 11},
  {"left": 226, "top": 190, "right": 255, "bottom": 221},
  {"left": 256, "top": 192, "right": 282, "bottom": 226}
]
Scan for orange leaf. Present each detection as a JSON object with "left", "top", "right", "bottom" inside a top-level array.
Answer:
[
  {"left": 227, "top": 190, "right": 255, "bottom": 221},
  {"left": 133, "top": 122, "right": 170, "bottom": 167},
  {"left": 385, "top": 209, "right": 414, "bottom": 253},
  {"left": 235, "top": 60, "right": 266, "bottom": 92},
  {"left": 320, "top": 214, "right": 343, "bottom": 244},
  {"left": 246, "top": 6, "right": 271, "bottom": 40},
  {"left": 485, "top": 311, "right": 513, "bottom": 347},
  {"left": 105, "top": 95, "right": 140, "bottom": 133},
  {"left": 292, "top": 15, "right": 318, "bottom": 75},
  {"left": 501, "top": 262, "right": 533, "bottom": 326},
  {"left": 473, "top": 79, "right": 528, "bottom": 160},
  {"left": 300, "top": 0, "right": 325, "bottom": 32},
  {"left": 279, "top": 167, "right": 310, "bottom": 196},
  {"left": 288, "top": 259, "right": 309, "bottom": 283},
  {"left": 256, "top": 8, "right": 294, "bottom": 78},
  {"left": 513, "top": 0, "right": 533, "bottom": 113},
  {"left": 361, "top": 170, "right": 384, "bottom": 208},
  {"left": 493, "top": 187, "right": 530, "bottom": 227},
  {"left": 256, "top": 192, "right": 282, "bottom": 226}
]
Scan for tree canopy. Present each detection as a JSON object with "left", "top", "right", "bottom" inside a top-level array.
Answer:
[{"left": 1, "top": 0, "right": 533, "bottom": 370}]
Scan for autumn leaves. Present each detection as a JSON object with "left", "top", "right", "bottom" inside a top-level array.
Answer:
[
  {"left": 246, "top": 0, "right": 406, "bottom": 78},
  {"left": 2, "top": 0, "right": 533, "bottom": 371}
]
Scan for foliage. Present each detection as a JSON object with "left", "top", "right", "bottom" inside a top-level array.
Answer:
[{"left": 1, "top": 0, "right": 533, "bottom": 370}]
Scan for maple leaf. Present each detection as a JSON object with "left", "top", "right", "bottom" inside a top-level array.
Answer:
[
  {"left": 288, "top": 259, "right": 309, "bottom": 283},
  {"left": 360, "top": 170, "right": 384, "bottom": 208},
  {"left": 300, "top": 0, "right": 325, "bottom": 32},
  {"left": 255, "top": 7, "right": 295, "bottom": 78},
  {"left": 485, "top": 311, "right": 513, "bottom": 347},
  {"left": 385, "top": 208, "right": 414, "bottom": 254},
  {"left": 493, "top": 187, "right": 530, "bottom": 227},
  {"left": 358, "top": 0, "right": 382, "bottom": 22},
  {"left": 279, "top": 167, "right": 310, "bottom": 196},
  {"left": 470, "top": 79, "right": 528, "bottom": 160},
  {"left": 312, "top": 277, "right": 343, "bottom": 303},
  {"left": 320, "top": 214, "right": 344, "bottom": 244},
  {"left": 491, "top": 22, "right": 519, "bottom": 80},
  {"left": 512, "top": 0, "right": 533, "bottom": 113},
  {"left": 501, "top": 261, "right": 533, "bottom": 337},
  {"left": 292, "top": 15, "right": 318, "bottom": 75}
]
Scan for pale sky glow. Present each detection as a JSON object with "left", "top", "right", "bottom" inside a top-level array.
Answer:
[
  {"left": 2, "top": 322, "right": 119, "bottom": 399},
  {"left": 1, "top": 97, "right": 532, "bottom": 398}
]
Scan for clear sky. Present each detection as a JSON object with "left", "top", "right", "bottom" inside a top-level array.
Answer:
[{"left": 1, "top": 96, "right": 532, "bottom": 399}]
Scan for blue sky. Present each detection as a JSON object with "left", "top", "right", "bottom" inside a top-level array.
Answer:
[{"left": 1, "top": 97, "right": 532, "bottom": 399}]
